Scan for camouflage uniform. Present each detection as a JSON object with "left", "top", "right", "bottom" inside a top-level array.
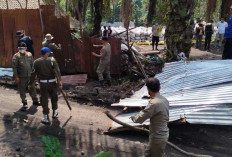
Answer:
[
  {"left": 42, "top": 40, "right": 61, "bottom": 57},
  {"left": 97, "top": 43, "right": 111, "bottom": 81},
  {"left": 29, "top": 56, "right": 61, "bottom": 115},
  {"left": 12, "top": 52, "right": 38, "bottom": 104},
  {"left": 132, "top": 93, "right": 169, "bottom": 157}
]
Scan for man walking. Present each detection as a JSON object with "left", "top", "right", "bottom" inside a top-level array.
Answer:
[
  {"left": 12, "top": 42, "right": 39, "bottom": 111},
  {"left": 29, "top": 47, "right": 62, "bottom": 124},
  {"left": 204, "top": 20, "right": 214, "bottom": 51},
  {"left": 42, "top": 34, "right": 61, "bottom": 57},
  {"left": 131, "top": 78, "right": 169, "bottom": 157},
  {"left": 92, "top": 37, "right": 111, "bottom": 86},
  {"left": 152, "top": 23, "right": 161, "bottom": 50},
  {"left": 217, "top": 18, "right": 228, "bottom": 48},
  {"left": 222, "top": 6, "right": 232, "bottom": 59},
  {"left": 16, "top": 31, "right": 35, "bottom": 57},
  {"left": 195, "top": 20, "right": 204, "bottom": 49}
]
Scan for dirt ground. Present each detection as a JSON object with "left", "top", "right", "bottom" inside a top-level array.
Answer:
[{"left": 0, "top": 45, "right": 231, "bottom": 157}]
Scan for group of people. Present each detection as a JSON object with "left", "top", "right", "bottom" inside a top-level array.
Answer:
[
  {"left": 102, "top": 26, "right": 113, "bottom": 38},
  {"left": 195, "top": 14, "right": 231, "bottom": 53},
  {"left": 13, "top": 31, "right": 62, "bottom": 124}
]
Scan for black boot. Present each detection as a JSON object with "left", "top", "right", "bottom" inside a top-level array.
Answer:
[
  {"left": 106, "top": 80, "right": 111, "bottom": 86},
  {"left": 33, "top": 101, "right": 41, "bottom": 106},
  {"left": 20, "top": 102, "right": 28, "bottom": 111}
]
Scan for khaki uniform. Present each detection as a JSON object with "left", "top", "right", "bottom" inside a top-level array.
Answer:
[
  {"left": 42, "top": 40, "right": 61, "bottom": 57},
  {"left": 133, "top": 93, "right": 169, "bottom": 157},
  {"left": 29, "top": 56, "right": 61, "bottom": 115},
  {"left": 12, "top": 52, "right": 38, "bottom": 104},
  {"left": 97, "top": 43, "right": 111, "bottom": 81}
]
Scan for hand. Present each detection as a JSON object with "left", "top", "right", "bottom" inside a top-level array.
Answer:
[
  {"left": 91, "top": 52, "right": 96, "bottom": 56},
  {"left": 58, "top": 43, "right": 61, "bottom": 48},
  {"left": 14, "top": 78, "right": 20, "bottom": 84},
  {"left": 130, "top": 116, "right": 135, "bottom": 122},
  {"left": 28, "top": 85, "right": 31, "bottom": 90},
  {"left": 59, "top": 82, "right": 63, "bottom": 89}
]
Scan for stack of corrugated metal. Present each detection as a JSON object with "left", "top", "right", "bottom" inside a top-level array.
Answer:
[{"left": 110, "top": 60, "right": 232, "bottom": 131}]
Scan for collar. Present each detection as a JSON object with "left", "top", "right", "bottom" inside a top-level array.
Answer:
[{"left": 151, "top": 92, "right": 160, "bottom": 99}]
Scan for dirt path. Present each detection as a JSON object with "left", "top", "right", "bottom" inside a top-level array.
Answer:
[{"left": 0, "top": 86, "right": 232, "bottom": 157}]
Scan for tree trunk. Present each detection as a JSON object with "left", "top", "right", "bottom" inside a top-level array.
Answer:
[
  {"left": 206, "top": 0, "right": 217, "bottom": 22},
  {"left": 165, "top": 0, "right": 195, "bottom": 60},
  {"left": 221, "top": 0, "right": 232, "bottom": 21},
  {"left": 147, "top": 0, "right": 157, "bottom": 26},
  {"left": 92, "top": 0, "right": 103, "bottom": 36}
]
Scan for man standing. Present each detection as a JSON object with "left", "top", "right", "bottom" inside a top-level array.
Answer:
[
  {"left": 152, "top": 23, "right": 161, "bottom": 50},
  {"left": 16, "top": 31, "right": 34, "bottom": 57},
  {"left": 131, "top": 78, "right": 169, "bottom": 157},
  {"left": 29, "top": 47, "right": 62, "bottom": 124},
  {"left": 12, "top": 42, "right": 39, "bottom": 111},
  {"left": 217, "top": 18, "right": 228, "bottom": 48},
  {"left": 195, "top": 20, "right": 204, "bottom": 49},
  {"left": 102, "top": 26, "right": 108, "bottom": 38},
  {"left": 92, "top": 37, "right": 111, "bottom": 86},
  {"left": 222, "top": 6, "right": 232, "bottom": 59},
  {"left": 204, "top": 20, "right": 214, "bottom": 51},
  {"left": 42, "top": 34, "right": 61, "bottom": 57},
  {"left": 108, "top": 26, "right": 112, "bottom": 37}
]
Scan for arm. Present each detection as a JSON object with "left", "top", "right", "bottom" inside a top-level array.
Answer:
[
  {"left": 29, "top": 61, "right": 37, "bottom": 85},
  {"left": 50, "top": 43, "right": 61, "bottom": 51},
  {"left": 92, "top": 46, "right": 106, "bottom": 58},
  {"left": 131, "top": 101, "right": 156, "bottom": 124},
  {"left": 12, "top": 55, "right": 20, "bottom": 83},
  {"left": 93, "top": 44, "right": 103, "bottom": 48}
]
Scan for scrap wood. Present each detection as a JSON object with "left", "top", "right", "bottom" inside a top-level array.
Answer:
[{"left": 104, "top": 111, "right": 212, "bottom": 157}]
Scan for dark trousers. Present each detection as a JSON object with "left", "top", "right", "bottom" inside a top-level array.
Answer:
[
  {"left": 152, "top": 36, "right": 159, "bottom": 50},
  {"left": 222, "top": 38, "right": 232, "bottom": 59},
  {"left": 40, "top": 82, "right": 58, "bottom": 115},
  {"left": 205, "top": 34, "right": 212, "bottom": 50},
  {"left": 196, "top": 35, "right": 203, "bottom": 48}
]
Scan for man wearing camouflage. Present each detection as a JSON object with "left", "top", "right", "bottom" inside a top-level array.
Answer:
[
  {"left": 12, "top": 42, "right": 39, "bottom": 111},
  {"left": 42, "top": 34, "right": 61, "bottom": 57},
  {"left": 29, "top": 47, "right": 62, "bottom": 124},
  {"left": 92, "top": 37, "right": 111, "bottom": 86},
  {"left": 131, "top": 78, "right": 169, "bottom": 157}
]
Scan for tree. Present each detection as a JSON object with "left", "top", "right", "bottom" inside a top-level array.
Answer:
[
  {"left": 121, "top": 0, "right": 133, "bottom": 46},
  {"left": 92, "top": 0, "right": 103, "bottom": 36},
  {"left": 147, "top": 0, "right": 157, "bottom": 26},
  {"left": 165, "top": 0, "right": 196, "bottom": 60},
  {"left": 205, "top": 0, "right": 217, "bottom": 22},
  {"left": 221, "top": 0, "right": 232, "bottom": 21}
]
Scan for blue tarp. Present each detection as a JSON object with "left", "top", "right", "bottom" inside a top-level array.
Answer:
[{"left": 0, "top": 68, "right": 13, "bottom": 77}]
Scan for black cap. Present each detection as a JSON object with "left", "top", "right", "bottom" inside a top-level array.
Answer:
[
  {"left": 18, "top": 42, "right": 27, "bottom": 48},
  {"left": 16, "top": 31, "right": 24, "bottom": 37}
]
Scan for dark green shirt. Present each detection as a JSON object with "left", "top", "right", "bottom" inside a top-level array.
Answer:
[
  {"left": 12, "top": 52, "right": 33, "bottom": 78},
  {"left": 29, "top": 56, "right": 61, "bottom": 85}
]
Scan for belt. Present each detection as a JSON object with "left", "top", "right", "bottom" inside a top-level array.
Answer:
[{"left": 40, "top": 79, "right": 57, "bottom": 83}]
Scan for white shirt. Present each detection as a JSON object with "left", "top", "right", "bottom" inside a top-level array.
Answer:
[
  {"left": 152, "top": 25, "right": 158, "bottom": 36},
  {"left": 217, "top": 21, "right": 228, "bottom": 34}
]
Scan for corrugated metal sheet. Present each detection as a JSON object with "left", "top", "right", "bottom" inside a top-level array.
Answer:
[
  {"left": 0, "top": 0, "right": 45, "bottom": 9},
  {"left": 0, "top": 68, "right": 13, "bottom": 77},
  {"left": 111, "top": 60, "right": 232, "bottom": 126}
]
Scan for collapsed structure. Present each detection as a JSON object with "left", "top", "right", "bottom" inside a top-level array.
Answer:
[{"left": 110, "top": 60, "right": 232, "bottom": 131}]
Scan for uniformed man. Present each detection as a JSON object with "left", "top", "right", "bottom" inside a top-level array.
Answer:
[
  {"left": 12, "top": 42, "right": 39, "bottom": 111},
  {"left": 42, "top": 34, "right": 61, "bottom": 57},
  {"left": 92, "top": 37, "right": 111, "bottom": 86},
  {"left": 130, "top": 78, "right": 169, "bottom": 157},
  {"left": 29, "top": 47, "right": 62, "bottom": 124},
  {"left": 16, "top": 31, "right": 34, "bottom": 57}
]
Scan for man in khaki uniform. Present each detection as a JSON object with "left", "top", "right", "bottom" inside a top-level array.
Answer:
[
  {"left": 42, "top": 34, "right": 61, "bottom": 57},
  {"left": 92, "top": 37, "right": 111, "bottom": 86},
  {"left": 12, "top": 42, "right": 39, "bottom": 111},
  {"left": 131, "top": 78, "right": 169, "bottom": 157},
  {"left": 29, "top": 47, "right": 62, "bottom": 124}
]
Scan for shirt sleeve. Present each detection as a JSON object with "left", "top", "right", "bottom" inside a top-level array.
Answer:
[
  {"left": 29, "top": 61, "right": 37, "bottom": 85},
  {"left": 12, "top": 55, "right": 19, "bottom": 78},
  {"left": 133, "top": 100, "right": 159, "bottom": 124}
]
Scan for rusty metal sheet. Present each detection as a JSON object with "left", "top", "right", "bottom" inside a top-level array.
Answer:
[
  {"left": 108, "top": 38, "right": 121, "bottom": 74},
  {"left": 0, "top": 10, "right": 5, "bottom": 66},
  {"left": 61, "top": 74, "right": 88, "bottom": 84}
]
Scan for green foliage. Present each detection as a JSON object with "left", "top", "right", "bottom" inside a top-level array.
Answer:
[
  {"left": 171, "top": 34, "right": 180, "bottom": 43},
  {"left": 173, "top": 0, "right": 179, "bottom": 5},
  {"left": 40, "top": 135, "right": 63, "bottom": 157},
  {"left": 179, "top": 8, "right": 187, "bottom": 18},
  {"left": 156, "top": 1, "right": 169, "bottom": 25},
  {"left": 95, "top": 151, "right": 112, "bottom": 157}
]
